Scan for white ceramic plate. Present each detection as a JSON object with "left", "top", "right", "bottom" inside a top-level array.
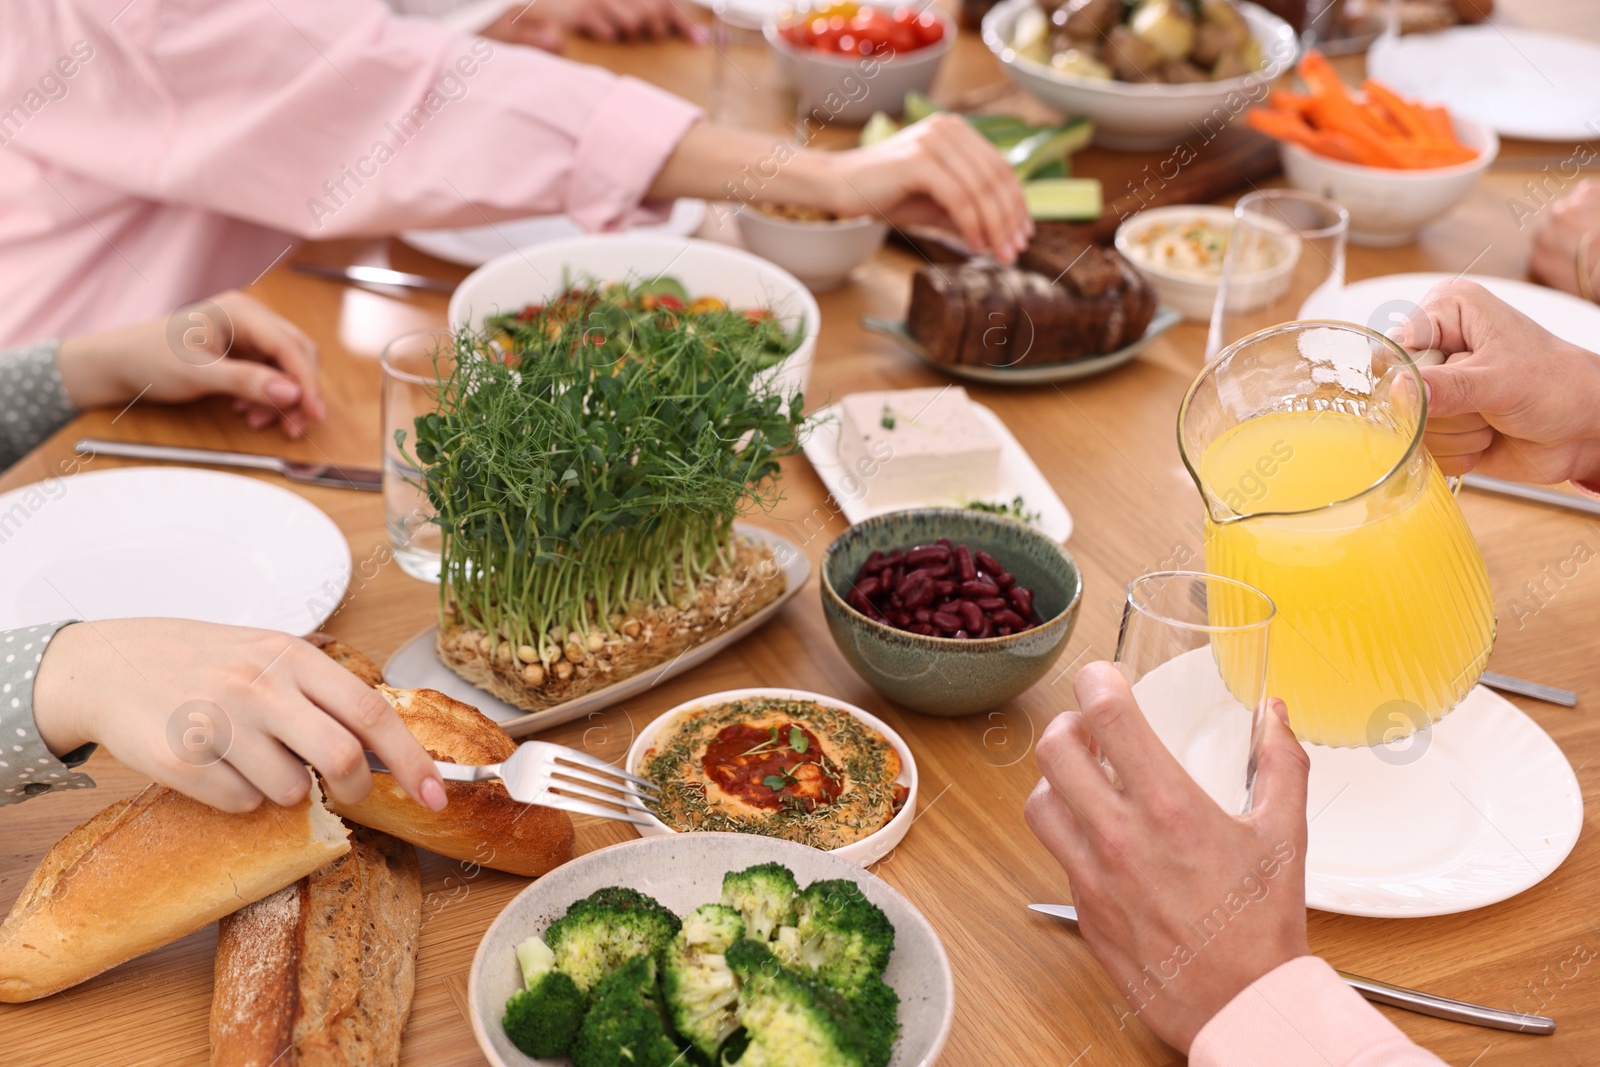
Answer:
[
  {"left": 0, "top": 467, "right": 350, "bottom": 634},
  {"left": 624, "top": 687, "right": 918, "bottom": 867},
  {"left": 1304, "top": 684, "right": 1583, "bottom": 918},
  {"left": 864, "top": 306, "right": 1181, "bottom": 385},
  {"left": 802, "top": 398, "right": 1073, "bottom": 542},
  {"left": 468, "top": 833, "right": 954, "bottom": 1067},
  {"left": 401, "top": 200, "right": 707, "bottom": 268},
  {"left": 1299, "top": 272, "right": 1600, "bottom": 354},
  {"left": 683, "top": 0, "right": 785, "bottom": 27},
  {"left": 383, "top": 526, "right": 811, "bottom": 737},
  {"left": 1368, "top": 26, "right": 1600, "bottom": 142}
]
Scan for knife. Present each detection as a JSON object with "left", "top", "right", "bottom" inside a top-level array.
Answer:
[
  {"left": 289, "top": 261, "right": 457, "bottom": 294},
  {"left": 1462, "top": 473, "right": 1600, "bottom": 519},
  {"left": 1028, "top": 904, "right": 1555, "bottom": 1035},
  {"left": 77, "top": 438, "right": 383, "bottom": 492}
]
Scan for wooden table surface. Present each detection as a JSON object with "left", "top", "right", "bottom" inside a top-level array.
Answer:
[{"left": 5, "top": 8, "right": 1600, "bottom": 1066}]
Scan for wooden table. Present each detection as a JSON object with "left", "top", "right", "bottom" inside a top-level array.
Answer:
[{"left": 5, "top": 9, "right": 1600, "bottom": 1066}]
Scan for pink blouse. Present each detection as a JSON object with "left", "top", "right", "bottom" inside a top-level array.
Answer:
[
  {"left": 1191, "top": 957, "right": 1446, "bottom": 1066},
  {"left": 0, "top": 0, "right": 702, "bottom": 345}
]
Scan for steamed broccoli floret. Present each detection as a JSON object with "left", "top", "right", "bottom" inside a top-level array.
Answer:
[
  {"left": 724, "top": 940, "right": 868, "bottom": 1067},
  {"left": 771, "top": 924, "right": 803, "bottom": 969},
  {"left": 502, "top": 935, "right": 586, "bottom": 1058},
  {"left": 547, "top": 886, "right": 682, "bottom": 993},
  {"left": 788, "top": 880, "right": 895, "bottom": 998},
  {"left": 847, "top": 975, "right": 901, "bottom": 1067},
  {"left": 660, "top": 904, "right": 746, "bottom": 1061},
  {"left": 720, "top": 863, "right": 799, "bottom": 942},
  {"left": 570, "top": 954, "right": 683, "bottom": 1067}
]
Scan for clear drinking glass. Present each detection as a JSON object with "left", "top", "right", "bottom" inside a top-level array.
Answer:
[
  {"left": 1206, "top": 189, "right": 1350, "bottom": 360},
  {"left": 710, "top": 0, "right": 798, "bottom": 138},
  {"left": 380, "top": 329, "right": 454, "bottom": 582},
  {"left": 1114, "top": 571, "right": 1276, "bottom": 815}
]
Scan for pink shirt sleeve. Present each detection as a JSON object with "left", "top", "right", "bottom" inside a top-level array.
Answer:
[
  {"left": 1190, "top": 957, "right": 1446, "bottom": 1067},
  {"left": 6, "top": 0, "right": 701, "bottom": 238}
]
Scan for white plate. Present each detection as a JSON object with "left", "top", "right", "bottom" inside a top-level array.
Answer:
[
  {"left": 624, "top": 687, "right": 918, "bottom": 867},
  {"left": 401, "top": 200, "right": 707, "bottom": 267},
  {"left": 0, "top": 467, "right": 350, "bottom": 634},
  {"left": 684, "top": 0, "right": 786, "bottom": 27},
  {"left": 801, "top": 398, "right": 1073, "bottom": 542},
  {"left": 1305, "top": 684, "right": 1583, "bottom": 918},
  {"left": 468, "top": 833, "right": 954, "bottom": 1067},
  {"left": 1300, "top": 272, "right": 1600, "bottom": 354},
  {"left": 1368, "top": 26, "right": 1600, "bottom": 142},
  {"left": 864, "top": 306, "right": 1182, "bottom": 384},
  {"left": 383, "top": 526, "right": 811, "bottom": 737}
]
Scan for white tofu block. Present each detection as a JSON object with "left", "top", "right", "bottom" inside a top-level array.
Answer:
[{"left": 834, "top": 387, "right": 1001, "bottom": 508}]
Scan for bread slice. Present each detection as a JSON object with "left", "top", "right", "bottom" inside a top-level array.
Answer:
[
  {"left": 306, "top": 633, "right": 385, "bottom": 687},
  {"left": 0, "top": 781, "right": 350, "bottom": 1003},
  {"left": 328, "top": 687, "right": 575, "bottom": 878},
  {"left": 211, "top": 828, "right": 422, "bottom": 1067}
]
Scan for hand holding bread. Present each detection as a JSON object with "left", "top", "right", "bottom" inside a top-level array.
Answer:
[{"left": 30, "top": 619, "right": 447, "bottom": 815}]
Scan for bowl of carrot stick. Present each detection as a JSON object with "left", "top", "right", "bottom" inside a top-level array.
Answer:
[{"left": 1247, "top": 51, "right": 1498, "bottom": 247}]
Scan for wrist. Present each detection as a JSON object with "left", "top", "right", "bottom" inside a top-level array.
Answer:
[
  {"left": 56, "top": 327, "right": 135, "bottom": 409},
  {"left": 32, "top": 623, "right": 92, "bottom": 756}
]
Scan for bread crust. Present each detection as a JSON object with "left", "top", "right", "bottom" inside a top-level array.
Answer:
[
  {"left": 329, "top": 687, "right": 575, "bottom": 878},
  {"left": 0, "top": 782, "right": 350, "bottom": 1003},
  {"left": 212, "top": 828, "right": 422, "bottom": 1067},
  {"left": 306, "top": 633, "right": 385, "bottom": 687}
]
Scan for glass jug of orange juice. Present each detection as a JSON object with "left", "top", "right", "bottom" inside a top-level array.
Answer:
[{"left": 1178, "top": 320, "right": 1496, "bottom": 748}]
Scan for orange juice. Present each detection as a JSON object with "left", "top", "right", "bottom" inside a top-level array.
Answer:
[{"left": 1201, "top": 409, "right": 1495, "bottom": 747}]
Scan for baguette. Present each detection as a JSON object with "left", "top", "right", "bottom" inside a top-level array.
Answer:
[
  {"left": 306, "top": 632, "right": 386, "bottom": 687},
  {"left": 211, "top": 828, "right": 422, "bottom": 1067},
  {"left": 329, "top": 686, "right": 575, "bottom": 878},
  {"left": 0, "top": 781, "right": 350, "bottom": 1002}
]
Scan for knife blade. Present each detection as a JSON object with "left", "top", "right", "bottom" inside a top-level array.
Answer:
[
  {"left": 1462, "top": 473, "right": 1600, "bottom": 519},
  {"left": 77, "top": 438, "right": 382, "bottom": 492},
  {"left": 1028, "top": 904, "right": 1555, "bottom": 1035},
  {"left": 289, "top": 261, "right": 456, "bottom": 293}
]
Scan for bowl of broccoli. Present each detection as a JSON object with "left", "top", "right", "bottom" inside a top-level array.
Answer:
[{"left": 468, "top": 833, "right": 954, "bottom": 1067}]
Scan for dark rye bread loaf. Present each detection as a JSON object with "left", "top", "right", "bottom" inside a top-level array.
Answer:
[{"left": 906, "top": 243, "right": 1156, "bottom": 369}]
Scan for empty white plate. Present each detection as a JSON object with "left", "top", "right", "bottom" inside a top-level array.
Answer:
[
  {"left": 801, "top": 399, "right": 1074, "bottom": 542},
  {"left": 1300, "top": 272, "right": 1600, "bottom": 355},
  {"left": 0, "top": 467, "right": 351, "bottom": 634},
  {"left": 401, "top": 199, "right": 707, "bottom": 267},
  {"left": 1368, "top": 26, "right": 1600, "bottom": 142},
  {"left": 1304, "top": 684, "right": 1582, "bottom": 918}
]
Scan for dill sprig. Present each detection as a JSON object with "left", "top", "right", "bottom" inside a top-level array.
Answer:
[{"left": 404, "top": 275, "right": 808, "bottom": 662}]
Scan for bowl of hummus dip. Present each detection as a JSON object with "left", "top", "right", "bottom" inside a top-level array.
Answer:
[{"left": 1115, "top": 205, "right": 1300, "bottom": 321}]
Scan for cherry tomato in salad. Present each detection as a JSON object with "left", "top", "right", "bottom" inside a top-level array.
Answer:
[{"left": 780, "top": 3, "right": 943, "bottom": 55}]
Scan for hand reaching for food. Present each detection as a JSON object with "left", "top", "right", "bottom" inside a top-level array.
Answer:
[
  {"left": 1529, "top": 178, "right": 1600, "bottom": 300},
  {"left": 54, "top": 289, "right": 324, "bottom": 439},
  {"left": 497, "top": 0, "right": 701, "bottom": 43},
  {"left": 1024, "top": 661, "right": 1310, "bottom": 1053},
  {"left": 30, "top": 619, "right": 447, "bottom": 814},
  {"left": 1395, "top": 279, "right": 1600, "bottom": 484}
]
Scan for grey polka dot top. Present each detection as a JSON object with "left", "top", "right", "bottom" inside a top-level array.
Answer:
[
  {"left": 0, "top": 621, "right": 96, "bottom": 805},
  {"left": 1, "top": 341, "right": 79, "bottom": 472}
]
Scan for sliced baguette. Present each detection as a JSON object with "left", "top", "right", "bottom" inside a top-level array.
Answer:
[
  {"left": 211, "top": 828, "right": 421, "bottom": 1067},
  {"left": 0, "top": 781, "right": 350, "bottom": 1003},
  {"left": 328, "top": 686, "right": 575, "bottom": 878}
]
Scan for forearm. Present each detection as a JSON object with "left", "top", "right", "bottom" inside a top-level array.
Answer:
[
  {"left": 646, "top": 122, "right": 839, "bottom": 208},
  {"left": 0, "top": 622, "right": 97, "bottom": 806}
]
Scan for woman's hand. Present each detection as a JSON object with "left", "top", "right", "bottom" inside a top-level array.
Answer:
[
  {"left": 477, "top": 7, "right": 566, "bottom": 51},
  {"left": 1396, "top": 279, "right": 1600, "bottom": 483},
  {"left": 1530, "top": 178, "right": 1600, "bottom": 298},
  {"left": 501, "top": 0, "right": 700, "bottom": 42},
  {"left": 822, "top": 114, "right": 1034, "bottom": 263},
  {"left": 55, "top": 290, "right": 325, "bottom": 439},
  {"left": 1024, "top": 662, "right": 1310, "bottom": 1053},
  {"left": 32, "top": 620, "right": 446, "bottom": 815}
]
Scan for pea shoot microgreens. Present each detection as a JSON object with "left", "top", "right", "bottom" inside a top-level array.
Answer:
[{"left": 403, "top": 274, "right": 809, "bottom": 663}]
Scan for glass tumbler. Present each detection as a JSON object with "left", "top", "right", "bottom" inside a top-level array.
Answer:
[{"left": 380, "top": 329, "right": 454, "bottom": 582}]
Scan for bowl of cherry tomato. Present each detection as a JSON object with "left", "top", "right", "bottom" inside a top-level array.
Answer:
[{"left": 766, "top": 3, "right": 953, "bottom": 125}]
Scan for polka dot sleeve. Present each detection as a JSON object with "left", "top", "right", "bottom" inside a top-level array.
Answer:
[
  {"left": 0, "top": 621, "right": 96, "bottom": 806},
  {"left": 0, "top": 341, "right": 79, "bottom": 472}
]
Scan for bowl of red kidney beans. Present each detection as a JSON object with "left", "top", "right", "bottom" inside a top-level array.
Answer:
[{"left": 821, "top": 508, "right": 1082, "bottom": 716}]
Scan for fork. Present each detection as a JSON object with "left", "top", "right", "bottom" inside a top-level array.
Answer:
[{"left": 366, "top": 741, "right": 660, "bottom": 826}]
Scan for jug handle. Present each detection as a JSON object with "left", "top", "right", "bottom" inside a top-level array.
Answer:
[{"left": 1408, "top": 348, "right": 1462, "bottom": 494}]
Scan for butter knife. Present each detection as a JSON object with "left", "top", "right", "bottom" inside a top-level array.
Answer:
[
  {"left": 290, "top": 261, "right": 456, "bottom": 294},
  {"left": 1028, "top": 904, "right": 1555, "bottom": 1035},
  {"left": 77, "top": 438, "right": 382, "bottom": 492}
]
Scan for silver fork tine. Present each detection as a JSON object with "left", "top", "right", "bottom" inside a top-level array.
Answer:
[
  {"left": 547, "top": 762, "right": 656, "bottom": 799},
  {"left": 543, "top": 774, "right": 656, "bottom": 814},
  {"left": 536, "top": 793, "right": 658, "bottom": 827},
  {"left": 530, "top": 741, "right": 658, "bottom": 790}
]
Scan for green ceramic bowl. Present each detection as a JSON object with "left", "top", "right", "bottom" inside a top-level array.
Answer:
[{"left": 820, "top": 509, "right": 1083, "bottom": 717}]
